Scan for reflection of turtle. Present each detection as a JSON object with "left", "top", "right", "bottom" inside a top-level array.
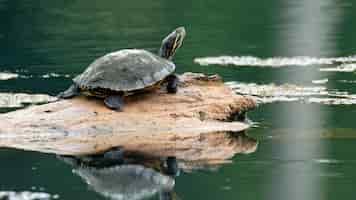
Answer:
[
  {"left": 59, "top": 147, "right": 179, "bottom": 173},
  {"left": 58, "top": 148, "right": 180, "bottom": 200},
  {"left": 73, "top": 165, "right": 175, "bottom": 200},
  {"left": 58, "top": 27, "right": 186, "bottom": 110}
]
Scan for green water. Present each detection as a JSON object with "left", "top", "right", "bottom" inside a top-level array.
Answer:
[{"left": 1, "top": 0, "right": 356, "bottom": 199}]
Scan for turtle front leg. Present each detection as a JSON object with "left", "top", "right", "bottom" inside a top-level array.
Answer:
[
  {"left": 166, "top": 74, "right": 179, "bottom": 94},
  {"left": 104, "top": 95, "right": 125, "bottom": 111}
]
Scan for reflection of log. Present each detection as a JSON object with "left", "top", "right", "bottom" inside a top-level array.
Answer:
[
  {"left": 176, "top": 132, "right": 258, "bottom": 169},
  {"left": 0, "top": 73, "right": 256, "bottom": 161},
  {"left": 60, "top": 132, "right": 258, "bottom": 200}
]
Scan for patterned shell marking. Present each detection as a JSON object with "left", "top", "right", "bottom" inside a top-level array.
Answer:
[{"left": 73, "top": 49, "right": 175, "bottom": 91}]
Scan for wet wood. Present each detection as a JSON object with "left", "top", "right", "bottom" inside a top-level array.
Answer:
[{"left": 0, "top": 73, "right": 256, "bottom": 161}]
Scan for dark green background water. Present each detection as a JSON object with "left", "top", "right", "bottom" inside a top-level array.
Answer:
[{"left": 1, "top": 0, "right": 356, "bottom": 199}]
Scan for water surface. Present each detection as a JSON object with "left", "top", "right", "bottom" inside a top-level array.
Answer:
[{"left": 1, "top": 0, "right": 356, "bottom": 199}]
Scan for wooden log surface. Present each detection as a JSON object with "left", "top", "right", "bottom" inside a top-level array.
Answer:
[{"left": 0, "top": 73, "right": 256, "bottom": 162}]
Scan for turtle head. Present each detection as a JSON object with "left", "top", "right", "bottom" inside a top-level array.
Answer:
[{"left": 159, "top": 27, "right": 186, "bottom": 60}]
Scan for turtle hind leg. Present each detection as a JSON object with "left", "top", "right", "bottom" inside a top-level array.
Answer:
[
  {"left": 104, "top": 95, "right": 124, "bottom": 111},
  {"left": 166, "top": 74, "right": 179, "bottom": 94},
  {"left": 102, "top": 147, "right": 125, "bottom": 165},
  {"left": 165, "top": 156, "right": 179, "bottom": 176},
  {"left": 57, "top": 84, "right": 80, "bottom": 99}
]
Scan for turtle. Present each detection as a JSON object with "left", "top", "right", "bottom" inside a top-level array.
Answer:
[{"left": 58, "top": 27, "right": 186, "bottom": 110}]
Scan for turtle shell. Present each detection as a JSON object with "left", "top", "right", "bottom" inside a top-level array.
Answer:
[{"left": 73, "top": 49, "right": 175, "bottom": 92}]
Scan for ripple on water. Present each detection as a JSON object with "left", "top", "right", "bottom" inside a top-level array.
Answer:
[
  {"left": 0, "top": 71, "right": 73, "bottom": 80},
  {"left": 320, "top": 63, "right": 356, "bottom": 72},
  {"left": 308, "top": 97, "right": 356, "bottom": 105},
  {"left": 226, "top": 82, "right": 356, "bottom": 105},
  {"left": 338, "top": 80, "right": 356, "bottom": 84},
  {"left": 0, "top": 191, "right": 59, "bottom": 200},
  {"left": 226, "top": 82, "right": 328, "bottom": 97},
  {"left": 41, "top": 73, "right": 72, "bottom": 79},
  {"left": 313, "top": 159, "right": 342, "bottom": 164},
  {"left": 312, "top": 79, "right": 328, "bottom": 85},
  {"left": 0, "top": 72, "right": 19, "bottom": 80},
  {"left": 194, "top": 55, "right": 356, "bottom": 67},
  {"left": 0, "top": 93, "right": 57, "bottom": 108}
]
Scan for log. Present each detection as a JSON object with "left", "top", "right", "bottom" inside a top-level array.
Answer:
[{"left": 0, "top": 73, "right": 256, "bottom": 162}]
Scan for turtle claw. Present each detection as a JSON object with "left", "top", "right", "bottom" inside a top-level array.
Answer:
[{"left": 104, "top": 95, "right": 124, "bottom": 111}]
